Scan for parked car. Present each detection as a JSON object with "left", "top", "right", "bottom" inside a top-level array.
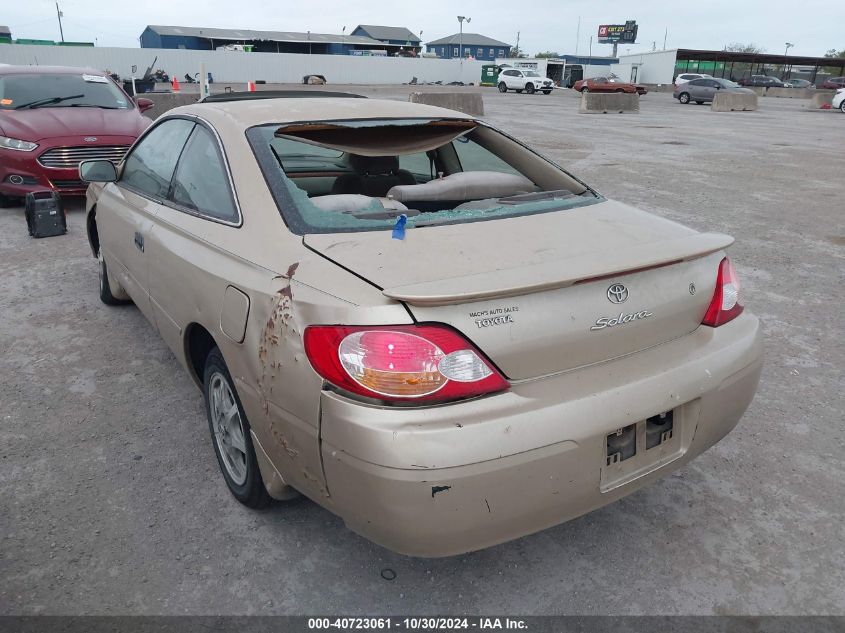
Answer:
[
  {"left": 820, "top": 77, "right": 845, "bottom": 90},
  {"left": 736, "top": 75, "right": 787, "bottom": 88},
  {"left": 0, "top": 65, "right": 153, "bottom": 204},
  {"left": 674, "top": 78, "right": 755, "bottom": 104},
  {"left": 785, "top": 78, "right": 813, "bottom": 89},
  {"left": 497, "top": 68, "right": 554, "bottom": 94},
  {"left": 674, "top": 73, "right": 711, "bottom": 86},
  {"left": 832, "top": 88, "right": 845, "bottom": 112},
  {"left": 81, "top": 91, "right": 763, "bottom": 557},
  {"left": 573, "top": 76, "right": 648, "bottom": 95}
]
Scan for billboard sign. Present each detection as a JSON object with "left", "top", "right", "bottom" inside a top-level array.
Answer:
[{"left": 597, "top": 21, "right": 638, "bottom": 44}]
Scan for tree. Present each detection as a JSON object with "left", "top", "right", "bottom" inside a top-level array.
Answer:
[
  {"left": 823, "top": 48, "right": 845, "bottom": 75},
  {"left": 724, "top": 42, "right": 766, "bottom": 54},
  {"left": 535, "top": 51, "right": 560, "bottom": 59},
  {"left": 508, "top": 46, "right": 527, "bottom": 58}
]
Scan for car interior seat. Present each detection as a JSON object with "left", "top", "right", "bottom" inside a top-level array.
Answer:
[{"left": 331, "top": 155, "right": 416, "bottom": 197}]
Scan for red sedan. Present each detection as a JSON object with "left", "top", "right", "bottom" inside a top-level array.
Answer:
[
  {"left": 0, "top": 65, "right": 153, "bottom": 203},
  {"left": 573, "top": 76, "right": 648, "bottom": 95},
  {"left": 820, "top": 77, "right": 845, "bottom": 90}
]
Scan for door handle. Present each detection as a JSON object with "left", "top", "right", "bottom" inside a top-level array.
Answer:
[{"left": 134, "top": 231, "right": 144, "bottom": 252}]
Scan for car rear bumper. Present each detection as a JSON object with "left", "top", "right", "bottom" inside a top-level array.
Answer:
[{"left": 319, "top": 313, "right": 763, "bottom": 557}]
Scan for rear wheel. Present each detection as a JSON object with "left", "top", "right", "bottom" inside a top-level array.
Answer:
[
  {"left": 204, "top": 347, "right": 272, "bottom": 509},
  {"left": 840, "top": 100, "right": 845, "bottom": 113},
  {"left": 98, "top": 252, "right": 131, "bottom": 306},
  {"left": 525, "top": 83, "right": 535, "bottom": 94},
  {"left": 581, "top": 86, "right": 589, "bottom": 93},
  {"left": 615, "top": 88, "right": 625, "bottom": 93},
  {"left": 678, "top": 92, "right": 690, "bottom": 104},
  {"left": 498, "top": 82, "right": 508, "bottom": 93}
]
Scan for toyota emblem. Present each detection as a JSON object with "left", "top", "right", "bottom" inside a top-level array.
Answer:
[{"left": 607, "top": 284, "right": 629, "bottom": 304}]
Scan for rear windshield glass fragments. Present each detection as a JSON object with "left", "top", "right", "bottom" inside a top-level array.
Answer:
[{"left": 246, "top": 119, "right": 599, "bottom": 235}]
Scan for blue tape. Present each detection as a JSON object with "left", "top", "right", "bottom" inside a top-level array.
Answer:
[{"left": 392, "top": 213, "right": 407, "bottom": 240}]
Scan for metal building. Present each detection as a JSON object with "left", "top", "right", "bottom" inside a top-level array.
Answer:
[{"left": 140, "top": 25, "right": 385, "bottom": 56}]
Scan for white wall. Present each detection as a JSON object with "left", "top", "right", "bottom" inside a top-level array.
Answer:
[
  {"left": 615, "top": 50, "right": 677, "bottom": 85},
  {"left": 0, "top": 45, "right": 486, "bottom": 85}
]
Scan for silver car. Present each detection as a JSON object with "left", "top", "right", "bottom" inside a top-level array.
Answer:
[{"left": 674, "top": 78, "right": 754, "bottom": 105}]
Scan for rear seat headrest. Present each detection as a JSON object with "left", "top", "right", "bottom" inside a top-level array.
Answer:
[{"left": 349, "top": 154, "right": 399, "bottom": 175}]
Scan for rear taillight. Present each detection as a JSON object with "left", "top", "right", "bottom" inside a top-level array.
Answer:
[
  {"left": 303, "top": 324, "right": 509, "bottom": 404},
  {"left": 702, "top": 257, "right": 744, "bottom": 327}
]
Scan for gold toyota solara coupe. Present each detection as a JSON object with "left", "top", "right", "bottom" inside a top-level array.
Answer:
[{"left": 81, "top": 90, "right": 763, "bottom": 557}]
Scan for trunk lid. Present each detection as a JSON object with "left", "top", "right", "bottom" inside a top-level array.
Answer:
[{"left": 304, "top": 199, "right": 731, "bottom": 379}]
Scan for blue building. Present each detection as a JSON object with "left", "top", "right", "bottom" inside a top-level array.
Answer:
[
  {"left": 426, "top": 33, "right": 511, "bottom": 62},
  {"left": 140, "top": 25, "right": 384, "bottom": 55},
  {"left": 351, "top": 25, "right": 421, "bottom": 56}
]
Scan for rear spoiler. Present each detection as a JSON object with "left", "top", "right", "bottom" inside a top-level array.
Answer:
[{"left": 383, "top": 232, "right": 734, "bottom": 306}]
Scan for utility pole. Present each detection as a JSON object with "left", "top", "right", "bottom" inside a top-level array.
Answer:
[
  {"left": 663, "top": 28, "right": 668, "bottom": 50},
  {"left": 515, "top": 31, "right": 520, "bottom": 57},
  {"left": 55, "top": 2, "right": 65, "bottom": 43},
  {"left": 575, "top": 16, "right": 580, "bottom": 56}
]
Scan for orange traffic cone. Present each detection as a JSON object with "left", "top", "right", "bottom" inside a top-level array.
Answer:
[
  {"left": 171, "top": 75, "right": 180, "bottom": 92},
  {"left": 247, "top": 80, "right": 256, "bottom": 92}
]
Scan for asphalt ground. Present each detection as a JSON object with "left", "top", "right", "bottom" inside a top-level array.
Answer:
[{"left": 1, "top": 86, "right": 843, "bottom": 615}]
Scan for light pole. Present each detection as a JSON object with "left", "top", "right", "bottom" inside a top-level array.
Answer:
[
  {"left": 342, "top": 25, "right": 346, "bottom": 53},
  {"left": 457, "top": 16, "right": 471, "bottom": 64},
  {"left": 783, "top": 42, "right": 793, "bottom": 79}
]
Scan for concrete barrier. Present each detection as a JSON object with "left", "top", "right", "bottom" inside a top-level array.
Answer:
[
  {"left": 764, "top": 87, "right": 813, "bottom": 99},
  {"left": 408, "top": 92, "right": 484, "bottom": 116},
  {"left": 808, "top": 92, "right": 835, "bottom": 108},
  {"left": 578, "top": 92, "right": 639, "bottom": 114},
  {"left": 141, "top": 92, "right": 200, "bottom": 118},
  {"left": 711, "top": 92, "right": 757, "bottom": 112},
  {"left": 747, "top": 86, "right": 767, "bottom": 97}
]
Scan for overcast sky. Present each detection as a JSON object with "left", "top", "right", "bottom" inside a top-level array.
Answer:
[{"left": 8, "top": 0, "right": 844, "bottom": 57}]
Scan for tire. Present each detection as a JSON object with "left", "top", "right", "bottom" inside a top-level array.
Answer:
[
  {"left": 615, "top": 88, "right": 625, "bottom": 93},
  {"left": 98, "top": 252, "right": 131, "bottom": 306},
  {"left": 542, "top": 90, "right": 552, "bottom": 95},
  {"left": 678, "top": 92, "right": 690, "bottom": 104},
  {"left": 525, "top": 83, "right": 535, "bottom": 94},
  {"left": 840, "top": 100, "right": 845, "bottom": 113},
  {"left": 0, "top": 193, "right": 20, "bottom": 208},
  {"left": 581, "top": 87, "right": 589, "bottom": 93},
  {"left": 204, "top": 347, "right": 272, "bottom": 509},
  {"left": 498, "top": 82, "right": 508, "bottom": 93}
]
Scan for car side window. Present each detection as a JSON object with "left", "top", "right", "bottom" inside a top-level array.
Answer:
[
  {"left": 169, "top": 125, "right": 238, "bottom": 223},
  {"left": 121, "top": 119, "right": 195, "bottom": 199}
]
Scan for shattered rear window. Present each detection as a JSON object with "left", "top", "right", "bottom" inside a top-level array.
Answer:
[{"left": 246, "top": 118, "right": 600, "bottom": 235}]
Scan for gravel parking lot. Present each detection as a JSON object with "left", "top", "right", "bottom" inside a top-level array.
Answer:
[{"left": 1, "top": 87, "right": 843, "bottom": 615}]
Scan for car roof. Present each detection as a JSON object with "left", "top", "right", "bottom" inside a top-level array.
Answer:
[
  {"left": 0, "top": 64, "right": 107, "bottom": 76},
  {"left": 166, "top": 97, "right": 478, "bottom": 128}
]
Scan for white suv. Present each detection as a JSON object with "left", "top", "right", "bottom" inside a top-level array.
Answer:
[
  {"left": 498, "top": 69, "right": 554, "bottom": 94},
  {"left": 674, "top": 73, "right": 711, "bottom": 86}
]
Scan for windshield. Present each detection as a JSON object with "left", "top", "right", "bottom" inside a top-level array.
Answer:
[
  {"left": 0, "top": 73, "right": 131, "bottom": 110},
  {"left": 247, "top": 119, "right": 601, "bottom": 235}
]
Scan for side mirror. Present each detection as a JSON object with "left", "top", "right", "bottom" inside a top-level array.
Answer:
[
  {"left": 136, "top": 97, "right": 155, "bottom": 113},
  {"left": 80, "top": 160, "right": 118, "bottom": 183}
]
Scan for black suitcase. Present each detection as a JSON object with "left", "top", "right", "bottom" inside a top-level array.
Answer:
[{"left": 25, "top": 191, "right": 67, "bottom": 238}]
